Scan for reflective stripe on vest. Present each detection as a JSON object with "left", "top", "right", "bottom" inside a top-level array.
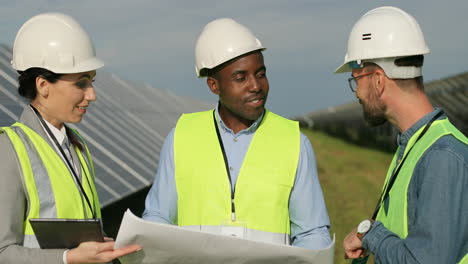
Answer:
[
  {"left": 376, "top": 119, "right": 468, "bottom": 262},
  {"left": 2, "top": 123, "right": 101, "bottom": 248},
  {"left": 181, "top": 225, "right": 290, "bottom": 245},
  {"left": 174, "top": 110, "right": 299, "bottom": 244}
]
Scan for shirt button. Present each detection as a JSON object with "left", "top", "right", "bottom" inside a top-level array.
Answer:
[
  {"left": 229, "top": 166, "right": 234, "bottom": 171},
  {"left": 233, "top": 138, "right": 238, "bottom": 142}
]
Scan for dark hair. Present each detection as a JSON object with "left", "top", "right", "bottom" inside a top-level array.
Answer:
[
  {"left": 206, "top": 50, "right": 264, "bottom": 80},
  {"left": 18, "top": 68, "right": 83, "bottom": 150},
  {"left": 65, "top": 126, "right": 84, "bottom": 151},
  {"left": 17, "top": 68, "right": 63, "bottom": 100},
  {"left": 206, "top": 63, "right": 223, "bottom": 80}
]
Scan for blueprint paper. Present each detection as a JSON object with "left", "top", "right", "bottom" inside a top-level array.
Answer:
[{"left": 115, "top": 209, "right": 334, "bottom": 264}]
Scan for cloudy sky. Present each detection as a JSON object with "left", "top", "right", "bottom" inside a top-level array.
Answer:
[{"left": 0, "top": 0, "right": 467, "bottom": 117}]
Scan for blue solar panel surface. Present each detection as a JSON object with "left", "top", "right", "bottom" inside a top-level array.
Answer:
[{"left": 0, "top": 44, "right": 212, "bottom": 207}]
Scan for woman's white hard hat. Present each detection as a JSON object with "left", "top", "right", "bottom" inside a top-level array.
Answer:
[{"left": 11, "top": 12, "right": 104, "bottom": 74}]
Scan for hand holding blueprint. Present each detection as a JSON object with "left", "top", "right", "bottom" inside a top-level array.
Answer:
[{"left": 115, "top": 209, "right": 335, "bottom": 264}]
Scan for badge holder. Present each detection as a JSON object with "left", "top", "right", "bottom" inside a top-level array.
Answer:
[{"left": 220, "top": 218, "right": 247, "bottom": 239}]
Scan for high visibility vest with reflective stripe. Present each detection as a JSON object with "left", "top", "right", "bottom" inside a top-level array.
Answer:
[
  {"left": 376, "top": 119, "right": 468, "bottom": 263},
  {"left": 174, "top": 110, "right": 300, "bottom": 244},
  {"left": 2, "top": 122, "right": 101, "bottom": 248}
]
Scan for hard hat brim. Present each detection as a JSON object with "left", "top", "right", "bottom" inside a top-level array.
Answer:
[
  {"left": 196, "top": 47, "right": 266, "bottom": 78},
  {"left": 50, "top": 57, "right": 104, "bottom": 74},
  {"left": 334, "top": 62, "right": 352, "bottom": 74}
]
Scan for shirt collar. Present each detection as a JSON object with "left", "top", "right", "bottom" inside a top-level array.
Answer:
[
  {"left": 214, "top": 103, "right": 265, "bottom": 135},
  {"left": 43, "top": 118, "right": 67, "bottom": 145},
  {"left": 397, "top": 108, "right": 444, "bottom": 147}
]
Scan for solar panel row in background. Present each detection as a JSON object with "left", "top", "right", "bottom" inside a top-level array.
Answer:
[
  {"left": 295, "top": 71, "right": 468, "bottom": 152},
  {"left": 0, "top": 43, "right": 212, "bottom": 208}
]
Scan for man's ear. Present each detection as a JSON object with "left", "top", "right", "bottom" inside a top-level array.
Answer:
[
  {"left": 207, "top": 77, "right": 220, "bottom": 95},
  {"left": 35, "top": 76, "right": 49, "bottom": 98},
  {"left": 374, "top": 69, "right": 386, "bottom": 97}
]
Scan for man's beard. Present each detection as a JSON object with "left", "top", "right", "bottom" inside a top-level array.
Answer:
[
  {"left": 363, "top": 107, "right": 387, "bottom": 127},
  {"left": 360, "top": 91, "right": 387, "bottom": 127}
]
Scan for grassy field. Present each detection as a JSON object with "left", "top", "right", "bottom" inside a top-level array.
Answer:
[{"left": 302, "top": 128, "right": 393, "bottom": 264}]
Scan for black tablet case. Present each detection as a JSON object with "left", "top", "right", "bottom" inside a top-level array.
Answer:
[{"left": 29, "top": 218, "right": 104, "bottom": 249}]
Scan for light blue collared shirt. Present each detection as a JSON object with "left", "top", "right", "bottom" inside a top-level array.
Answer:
[{"left": 143, "top": 107, "right": 332, "bottom": 249}]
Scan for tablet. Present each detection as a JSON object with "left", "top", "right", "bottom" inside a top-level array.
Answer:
[{"left": 29, "top": 218, "right": 104, "bottom": 249}]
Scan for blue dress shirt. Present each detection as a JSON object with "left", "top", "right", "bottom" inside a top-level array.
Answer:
[
  {"left": 363, "top": 108, "right": 468, "bottom": 263},
  {"left": 143, "top": 107, "right": 332, "bottom": 250}
]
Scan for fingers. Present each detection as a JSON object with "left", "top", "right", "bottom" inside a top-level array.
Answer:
[
  {"left": 104, "top": 237, "right": 114, "bottom": 242},
  {"left": 344, "top": 248, "right": 363, "bottom": 259},
  {"left": 97, "top": 241, "right": 116, "bottom": 252},
  {"left": 354, "top": 248, "right": 363, "bottom": 258},
  {"left": 343, "top": 228, "right": 365, "bottom": 260},
  {"left": 112, "top": 244, "right": 142, "bottom": 258},
  {"left": 68, "top": 241, "right": 141, "bottom": 264},
  {"left": 98, "top": 244, "right": 142, "bottom": 261},
  {"left": 95, "top": 241, "right": 141, "bottom": 256}
]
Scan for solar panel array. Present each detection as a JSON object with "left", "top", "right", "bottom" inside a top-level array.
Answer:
[
  {"left": 0, "top": 43, "right": 212, "bottom": 207},
  {"left": 425, "top": 72, "right": 468, "bottom": 134},
  {"left": 296, "top": 71, "right": 468, "bottom": 151}
]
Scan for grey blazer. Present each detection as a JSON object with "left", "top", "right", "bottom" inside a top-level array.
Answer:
[{"left": 0, "top": 106, "right": 78, "bottom": 263}]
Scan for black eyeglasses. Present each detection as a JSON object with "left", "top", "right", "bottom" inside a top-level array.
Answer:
[{"left": 347, "top": 71, "right": 377, "bottom": 92}]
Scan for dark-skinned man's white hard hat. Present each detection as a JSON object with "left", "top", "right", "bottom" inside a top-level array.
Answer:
[{"left": 195, "top": 18, "right": 265, "bottom": 78}]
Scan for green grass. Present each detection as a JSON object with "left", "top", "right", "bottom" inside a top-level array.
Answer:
[{"left": 302, "top": 128, "right": 393, "bottom": 264}]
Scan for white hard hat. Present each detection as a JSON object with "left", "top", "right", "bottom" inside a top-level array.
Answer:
[
  {"left": 12, "top": 12, "right": 104, "bottom": 73},
  {"left": 335, "top": 6, "right": 430, "bottom": 79},
  {"left": 195, "top": 18, "right": 265, "bottom": 77}
]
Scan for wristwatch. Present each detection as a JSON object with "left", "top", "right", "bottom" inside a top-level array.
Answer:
[{"left": 356, "top": 219, "right": 373, "bottom": 240}]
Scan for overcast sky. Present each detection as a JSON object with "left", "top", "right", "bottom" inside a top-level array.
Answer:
[{"left": 0, "top": 0, "right": 467, "bottom": 117}]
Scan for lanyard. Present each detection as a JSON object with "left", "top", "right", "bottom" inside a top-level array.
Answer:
[
  {"left": 371, "top": 111, "right": 443, "bottom": 219},
  {"left": 30, "top": 105, "right": 96, "bottom": 219},
  {"left": 213, "top": 110, "right": 237, "bottom": 221}
]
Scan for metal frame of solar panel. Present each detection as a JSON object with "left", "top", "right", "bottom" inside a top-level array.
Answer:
[
  {"left": 0, "top": 44, "right": 212, "bottom": 208},
  {"left": 296, "top": 71, "right": 468, "bottom": 152}
]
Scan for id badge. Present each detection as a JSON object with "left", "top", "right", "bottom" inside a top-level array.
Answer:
[
  {"left": 221, "top": 225, "right": 245, "bottom": 239},
  {"left": 220, "top": 218, "right": 247, "bottom": 239}
]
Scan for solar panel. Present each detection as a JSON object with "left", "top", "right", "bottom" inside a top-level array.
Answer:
[
  {"left": 296, "top": 71, "right": 468, "bottom": 151},
  {"left": 0, "top": 44, "right": 212, "bottom": 208}
]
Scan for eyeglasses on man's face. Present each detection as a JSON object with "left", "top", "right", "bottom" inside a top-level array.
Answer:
[{"left": 347, "top": 71, "right": 377, "bottom": 92}]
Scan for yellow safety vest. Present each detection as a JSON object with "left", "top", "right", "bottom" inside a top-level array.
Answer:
[
  {"left": 2, "top": 122, "right": 101, "bottom": 248},
  {"left": 174, "top": 110, "right": 300, "bottom": 242},
  {"left": 376, "top": 119, "right": 468, "bottom": 263}
]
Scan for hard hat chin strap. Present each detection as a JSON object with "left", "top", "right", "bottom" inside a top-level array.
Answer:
[{"left": 365, "top": 57, "right": 422, "bottom": 79}]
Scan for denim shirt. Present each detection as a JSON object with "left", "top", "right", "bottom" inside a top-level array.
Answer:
[
  {"left": 363, "top": 108, "right": 468, "bottom": 263},
  {"left": 143, "top": 106, "right": 332, "bottom": 249}
]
